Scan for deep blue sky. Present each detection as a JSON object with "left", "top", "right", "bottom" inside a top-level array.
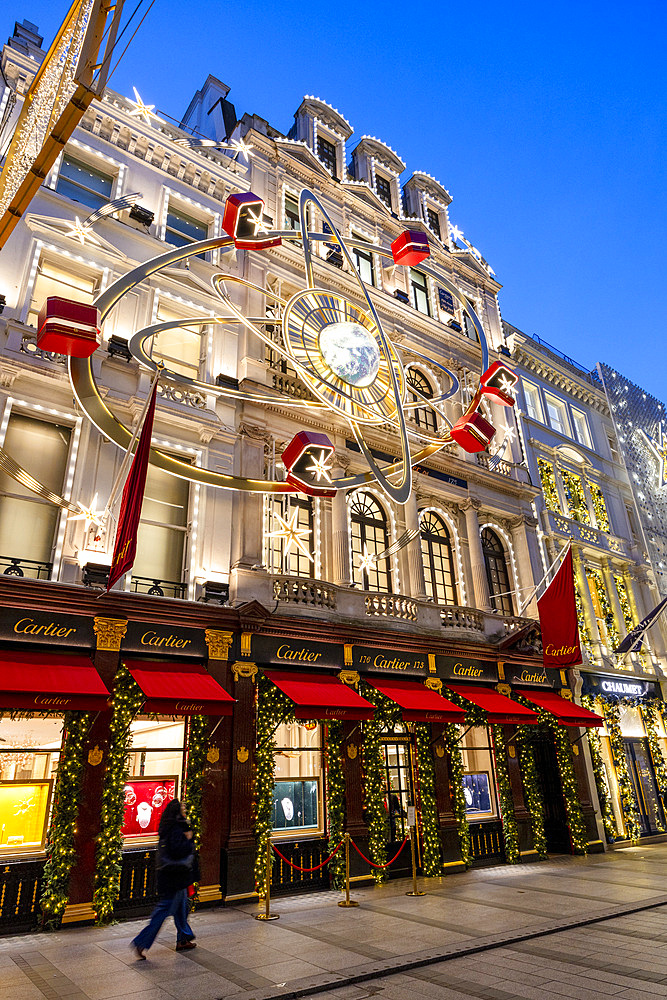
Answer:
[{"left": 7, "top": 1, "right": 667, "bottom": 399}]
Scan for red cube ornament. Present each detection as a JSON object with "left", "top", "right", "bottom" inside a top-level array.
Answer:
[
  {"left": 282, "top": 431, "right": 336, "bottom": 497},
  {"left": 222, "top": 191, "right": 281, "bottom": 250},
  {"left": 480, "top": 361, "right": 518, "bottom": 406},
  {"left": 450, "top": 410, "right": 496, "bottom": 453},
  {"left": 37, "top": 297, "right": 101, "bottom": 358},
  {"left": 391, "top": 230, "right": 430, "bottom": 266}
]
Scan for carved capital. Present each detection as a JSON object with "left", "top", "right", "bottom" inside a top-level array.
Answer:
[
  {"left": 458, "top": 497, "right": 482, "bottom": 514},
  {"left": 205, "top": 629, "right": 234, "bottom": 661},
  {"left": 232, "top": 661, "right": 258, "bottom": 683},
  {"left": 338, "top": 669, "right": 360, "bottom": 688},
  {"left": 424, "top": 677, "right": 442, "bottom": 693},
  {"left": 496, "top": 682, "right": 511, "bottom": 697},
  {"left": 93, "top": 617, "right": 127, "bottom": 652},
  {"left": 509, "top": 513, "right": 538, "bottom": 530}
]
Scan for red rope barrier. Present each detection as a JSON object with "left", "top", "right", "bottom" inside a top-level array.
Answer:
[
  {"left": 271, "top": 838, "right": 344, "bottom": 873},
  {"left": 350, "top": 836, "right": 409, "bottom": 868}
]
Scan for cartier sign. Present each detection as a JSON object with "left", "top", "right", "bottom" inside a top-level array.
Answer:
[
  {"left": 436, "top": 655, "right": 498, "bottom": 683},
  {"left": 352, "top": 646, "right": 427, "bottom": 674},
  {"left": 0, "top": 608, "right": 93, "bottom": 648},
  {"left": 123, "top": 621, "right": 207, "bottom": 657},
  {"left": 250, "top": 635, "right": 343, "bottom": 669},
  {"left": 503, "top": 664, "right": 554, "bottom": 688}
]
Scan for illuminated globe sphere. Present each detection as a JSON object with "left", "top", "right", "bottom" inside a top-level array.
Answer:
[{"left": 318, "top": 321, "right": 380, "bottom": 388}]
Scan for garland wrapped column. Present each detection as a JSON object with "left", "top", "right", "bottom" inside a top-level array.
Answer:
[
  {"left": 40, "top": 712, "right": 91, "bottom": 927},
  {"left": 601, "top": 702, "right": 641, "bottom": 841},
  {"left": 442, "top": 724, "right": 471, "bottom": 867},
  {"left": 491, "top": 726, "right": 519, "bottom": 864},
  {"left": 581, "top": 695, "right": 617, "bottom": 842},
  {"left": 254, "top": 676, "right": 294, "bottom": 891},
  {"left": 414, "top": 723, "right": 442, "bottom": 876},
  {"left": 515, "top": 732, "right": 548, "bottom": 860},
  {"left": 93, "top": 665, "right": 144, "bottom": 924},
  {"left": 640, "top": 703, "right": 667, "bottom": 831},
  {"left": 359, "top": 684, "right": 396, "bottom": 882},
  {"left": 325, "top": 720, "right": 345, "bottom": 888}
]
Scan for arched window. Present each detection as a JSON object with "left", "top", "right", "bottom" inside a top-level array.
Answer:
[
  {"left": 265, "top": 495, "right": 315, "bottom": 577},
  {"left": 481, "top": 528, "right": 513, "bottom": 615},
  {"left": 350, "top": 492, "right": 392, "bottom": 593},
  {"left": 420, "top": 511, "right": 458, "bottom": 605},
  {"left": 406, "top": 368, "right": 437, "bottom": 432}
]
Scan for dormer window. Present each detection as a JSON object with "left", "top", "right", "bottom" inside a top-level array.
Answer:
[
  {"left": 427, "top": 208, "right": 441, "bottom": 240},
  {"left": 317, "top": 136, "right": 338, "bottom": 178},
  {"left": 376, "top": 174, "right": 392, "bottom": 209}
]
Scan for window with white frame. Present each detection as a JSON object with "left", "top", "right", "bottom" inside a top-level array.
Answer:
[
  {"left": 265, "top": 494, "right": 315, "bottom": 578},
  {"left": 0, "top": 413, "right": 72, "bottom": 574},
  {"left": 317, "top": 136, "right": 338, "bottom": 178},
  {"left": 420, "top": 510, "right": 458, "bottom": 605},
  {"left": 350, "top": 491, "right": 392, "bottom": 593},
  {"left": 55, "top": 153, "right": 114, "bottom": 211},
  {"left": 133, "top": 462, "right": 190, "bottom": 591},
  {"left": 406, "top": 368, "right": 437, "bottom": 432},
  {"left": 544, "top": 393, "right": 568, "bottom": 435},
  {"left": 284, "top": 191, "right": 300, "bottom": 231},
  {"left": 426, "top": 208, "right": 441, "bottom": 240},
  {"left": 164, "top": 202, "right": 208, "bottom": 257},
  {"left": 352, "top": 234, "right": 375, "bottom": 286},
  {"left": 27, "top": 254, "right": 101, "bottom": 328},
  {"left": 607, "top": 429, "right": 621, "bottom": 463},
  {"left": 571, "top": 408, "right": 592, "bottom": 449},
  {"left": 410, "top": 268, "right": 430, "bottom": 316},
  {"left": 481, "top": 527, "right": 514, "bottom": 615},
  {"left": 152, "top": 300, "right": 204, "bottom": 380},
  {"left": 522, "top": 380, "right": 543, "bottom": 421}
]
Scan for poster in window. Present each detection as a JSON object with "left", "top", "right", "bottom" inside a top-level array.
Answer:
[
  {"left": 122, "top": 777, "right": 177, "bottom": 838},
  {"left": 0, "top": 780, "right": 52, "bottom": 850},
  {"left": 272, "top": 779, "right": 318, "bottom": 832},
  {"left": 462, "top": 772, "right": 492, "bottom": 817}
]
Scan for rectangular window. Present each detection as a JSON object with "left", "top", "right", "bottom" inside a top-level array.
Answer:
[
  {"left": 607, "top": 430, "right": 621, "bottom": 463},
  {"left": 427, "top": 208, "right": 441, "bottom": 239},
  {"left": 123, "top": 719, "right": 186, "bottom": 843},
  {"left": 352, "top": 239, "right": 375, "bottom": 286},
  {"left": 0, "top": 716, "right": 63, "bottom": 855},
  {"left": 133, "top": 461, "right": 189, "bottom": 593},
  {"left": 544, "top": 393, "right": 568, "bottom": 435},
  {"left": 572, "top": 409, "right": 592, "bottom": 448},
  {"left": 265, "top": 495, "right": 315, "bottom": 577},
  {"left": 460, "top": 727, "right": 499, "bottom": 821},
  {"left": 56, "top": 153, "right": 113, "bottom": 211},
  {"left": 153, "top": 301, "right": 203, "bottom": 380},
  {"left": 560, "top": 467, "right": 591, "bottom": 524},
  {"left": 273, "top": 722, "right": 323, "bottom": 836},
  {"left": 375, "top": 174, "right": 392, "bottom": 208},
  {"left": 284, "top": 192, "right": 300, "bottom": 230},
  {"left": 522, "top": 380, "right": 542, "bottom": 421},
  {"left": 317, "top": 136, "right": 338, "bottom": 178},
  {"left": 410, "top": 268, "right": 430, "bottom": 316},
  {"left": 0, "top": 414, "right": 71, "bottom": 574},
  {"left": 27, "top": 256, "right": 98, "bottom": 328},
  {"left": 625, "top": 503, "right": 640, "bottom": 541},
  {"left": 165, "top": 205, "right": 208, "bottom": 256}
]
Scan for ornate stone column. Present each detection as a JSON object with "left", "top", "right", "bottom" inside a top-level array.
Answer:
[
  {"left": 571, "top": 544, "right": 601, "bottom": 656},
  {"left": 230, "top": 425, "right": 266, "bottom": 571},
  {"left": 331, "top": 464, "right": 351, "bottom": 587},
  {"left": 459, "top": 498, "right": 491, "bottom": 610},
  {"left": 405, "top": 491, "right": 427, "bottom": 599},
  {"left": 509, "top": 514, "right": 540, "bottom": 617}
]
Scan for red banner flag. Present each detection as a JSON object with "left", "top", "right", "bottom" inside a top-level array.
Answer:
[
  {"left": 107, "top": 378, "right": 159, "bottom": 591},
  {"left": 537, "top": 548, "right": 582, "bottom": 668}
]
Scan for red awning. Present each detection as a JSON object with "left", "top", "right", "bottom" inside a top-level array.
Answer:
[
  {"left": 264, "top": 670, "right": 375, "bottom": 721},
  {"left": 124, "top": 660, "right": 235, "bottom": 716},
  {"left": 0, "top": 651, "right": 109, "bottom": 711},
  {"left": 446, "top": 683, "right": 538, "bottom": 724},
  {"left": 515, "top": 689, "right": 604, "bottom": 727},
  {"left": 365, "top": 678, "right": 465, "bottom": 723}
]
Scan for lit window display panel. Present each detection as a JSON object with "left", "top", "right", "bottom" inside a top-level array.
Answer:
[
  {"left": 460, "top": 727, "right": 499, "bottom": 821},
  {"left": 273, "top": 722, "right": 323, "bottom": 836},
  {"left": 123, "top": 777, "right": 177, "bottom": 839},
  {"left": 124, "top": 718, "right": 185, "bottom": 842},
  {"left": 0, "top": 716, "right": 63, "bottom": 854},
  {"left": 0, "top": 780, "right": 52, "bottom": 851}
]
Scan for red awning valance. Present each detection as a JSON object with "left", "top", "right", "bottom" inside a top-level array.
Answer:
[
  {"left": 0, "top": 651, "right": 109, "bottom": 711},
  {"left": 124, "top": 660, "right": 235, "bottom": 716},
  {"left": 515, "top": 689, "right": 603, "bottom": 727},
  {"left": 446, "top": 683, "right": 538, "bottom": 724},
  {"left": 264, "top": 670, "right": 375, "bottom": 721},
  {"left": 365, "top": 678, "right": 465, "bottom": 723}
]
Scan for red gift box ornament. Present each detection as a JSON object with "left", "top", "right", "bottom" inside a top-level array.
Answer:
[
  {"left": 390, "top": 229, "right": 430, "bottom": 266},
  {"left": 282, "top": 431, "right": 336, "bottom": 497},
  {"left": 222, "top": 191, "right": 282, "bottom": 251},
  {"left": 479, "top": 361, "right": 518, "bottom": 406},
  {"left": 37, "top": 297, "right": 101, "bottom": 358},
  {"left": 450, "top": 410, "right": 496, "bottom": 453}
]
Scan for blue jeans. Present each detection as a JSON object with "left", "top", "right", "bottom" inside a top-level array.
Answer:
[{"left": 132, "top": 888, "right": 194, "bottom": 951}]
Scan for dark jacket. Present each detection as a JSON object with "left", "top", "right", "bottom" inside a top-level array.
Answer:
[{"left": 156, "top": 816, "right": 196, "bottom": 897}]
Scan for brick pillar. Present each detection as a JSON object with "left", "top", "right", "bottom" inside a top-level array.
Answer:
[{"left": 63, "top": 617, "right": 127, "bottom": 922}]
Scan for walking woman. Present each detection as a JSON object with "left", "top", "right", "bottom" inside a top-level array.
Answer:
[{"left": 132, "top": 799, "right": 198, "bottom": 959}]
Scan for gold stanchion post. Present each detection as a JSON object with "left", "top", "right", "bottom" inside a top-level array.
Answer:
[
  {"left": 405, "top": 826, "right": 426, "bottom": 897},
  {"left": 255, "top": 838, "right": 279, "bottom": 920},
  {"left": 338, "top": 832, "right": 359, "bottom": 907}
]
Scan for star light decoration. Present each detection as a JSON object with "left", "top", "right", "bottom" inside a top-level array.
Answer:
[
  {"left": 64, "top": 216, "right": 102, "bottom": 247},
  {"left": 640, "top": 424, "right": 667, "bottom": 489},
  {"left": 357, "top": 545, "right": 376, "bottom": 575},
  {"left": 305, "top": 450, "right": 333, "bottom": 483},
  {"left": 267, "top": 508, "right": 314, "bottom": 562},
  {"left": 127, "top": 87, "right": 162, "bottom": 126}
]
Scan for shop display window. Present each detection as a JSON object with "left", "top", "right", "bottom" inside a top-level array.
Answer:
[
  {"left": 380, "top": 728, "right": 412, "bottom": 842},
  {"left": 123, "top": 718, "right": 185, "bottom": 843},
  {"left": 0, "top": 716, "right": 63, "bottom": 854},
  {"left": 273, "top": 722, "right": 322, "bottom": 837},
  {"left": 460, "top": 726, "right": 499, "bottom": 821}
]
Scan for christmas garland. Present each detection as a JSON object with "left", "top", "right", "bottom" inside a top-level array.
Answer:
[
  {"left": 581, "top": 695, "right": 617, "bottom": 842},
  {"left": 414, "top": 723, "right": 442, "bottom": 876},
  {"left": 442, "top": 724, "right": 471, "bottom": 868},
  {"left": 325, "top": 720, "right": 345, "bottom": 888},
  {"left": 600, "top": 701, "right": 641, "bottom": 841},
  {"left": 359, "top": 683, "right": 398, "bottom": 882},
  {"left": 514, "top": 730, "right": 548, "bottom": 860},
  {"left": 39, "top": 712, "right": 91, "bottom": 928},
  {"left": 537, "top": 458, "right": 560, "bottom": 514},
  {"left": 587, "top": 480, "right": 610, "bottom": 533},
  {"left": 540, "top": 710, "right": 588, "bottom": 853},
  {"left": 184, "top": 714, "right": 209, "bottom": 904},
  {"left": 640, "top": 703, "right": 667, "bottom": 832},
  {"left": 93, "top": 665, "right": 144, "bottom": 924},
  {"left": 491, "top": 726, "right": 520, "bottom": 864},
  {"left": 254, "top": 675, "right": 294, "bottom": 891}
]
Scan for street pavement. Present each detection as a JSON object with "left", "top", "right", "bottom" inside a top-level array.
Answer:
[{"left": 5, "top": 843, "right": 667, "bottom": 1000}]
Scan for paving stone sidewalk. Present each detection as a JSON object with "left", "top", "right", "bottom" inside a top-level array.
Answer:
[{"left": 4, "top": 843, "right": 667, "bottom": 1000}]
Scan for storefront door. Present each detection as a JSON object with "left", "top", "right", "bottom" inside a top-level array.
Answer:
[
  {"left": 381, "top": 737, "right": 413, "bottom": 874},
  {"left": 623, "top": 739, "right": 665, "bottom": 836},
  {"left": 532, "top": 735, "right": 571, "bottom": 853}
]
